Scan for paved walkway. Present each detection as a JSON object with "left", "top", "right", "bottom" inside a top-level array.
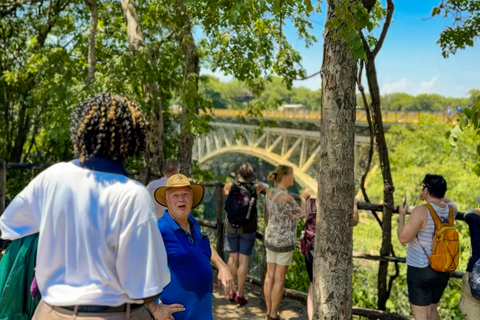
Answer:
[{"left": 212, "top": 282, "right": 307, "bottom": 320}]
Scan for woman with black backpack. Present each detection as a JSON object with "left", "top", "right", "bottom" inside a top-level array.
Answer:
[{"left": 224, "top": 162, "right": 268, "bottom": 306}]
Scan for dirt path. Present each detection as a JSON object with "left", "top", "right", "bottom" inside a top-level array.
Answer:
[{"left": 213, "top": 282, "right": 308, "bottom": 320}]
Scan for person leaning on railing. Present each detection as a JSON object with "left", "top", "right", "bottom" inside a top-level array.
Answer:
[
  {"left": 459, "top": 199, "right": 480, "bottom": 320},
  {"left": 397, "top": 174, "right": 457, "bottom": 320},
  {"left": 263, "top": 165, "right": 309, "bottom": 320}
]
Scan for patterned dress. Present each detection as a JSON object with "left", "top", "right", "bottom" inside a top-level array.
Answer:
[{"left": 264, "top": 187, "right": 304, "bottom": 252}]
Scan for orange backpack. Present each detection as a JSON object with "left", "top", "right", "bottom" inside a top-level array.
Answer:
[{"left": 423, "top": 203, "right": 460, "bottom": 273}]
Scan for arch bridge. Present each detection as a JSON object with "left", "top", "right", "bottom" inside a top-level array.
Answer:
[{"left": 193, "top": 122, "right": 369, "bottom": 194}]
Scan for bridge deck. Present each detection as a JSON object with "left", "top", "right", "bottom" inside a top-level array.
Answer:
[{"left": 203, "top": 109, "right": 457, "bottom": 125}]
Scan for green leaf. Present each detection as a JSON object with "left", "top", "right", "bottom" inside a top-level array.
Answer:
[
  {"left": 353, "top": 37, "right": 363, "bottom": 50},
  {"left": 464, "top": 107, "right": 472, "bottom": 119},
  {"left": 473, "top": 164, "right": 480, "bottom": 177},
  {"left": 450, "top": 125, "right": 462, "bottom": 139},
  {"left": 304, "top": 0, "right": 313, "bottom": 12},
  {"left": 367, "top": 21, "right": 374, "bottom": 32},
  {"left": 332, "top": 33, "right": 338, "bottom": 41},
  {"left": 325, "top": 21, "right": 335, "bottom": 30},
  {"left": 477, "top": 144, "right": 480, "bottom": 156},
  {"left": 353, "top": 48, "right": 365, "bottom": 60},
  {"left": 230, "top": 10, "right": 238, "bottom": 23},
  {"left": 348, "top": 31, "right": 357, "bottom": 41}
]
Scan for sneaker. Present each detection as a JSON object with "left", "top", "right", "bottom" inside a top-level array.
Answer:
[
  {"left": 228, "top": 291, "right": 236, "bottom": 302},
  {"left": 235, "top": 295, "right": 248, "bottom": 305}
]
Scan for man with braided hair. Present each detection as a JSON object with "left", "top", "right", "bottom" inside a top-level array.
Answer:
[{"left": 0, "top": 93, "right": 182, "bottom": 320}]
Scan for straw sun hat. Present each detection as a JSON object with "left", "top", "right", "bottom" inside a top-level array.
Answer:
[{"left": 154, "top": 174, "right": 204, "bottom": 208}]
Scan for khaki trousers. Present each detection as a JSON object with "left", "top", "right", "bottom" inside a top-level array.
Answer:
[
  {"left": 459, "top": 273, "right": 480, "bottom": 320},
  {"left": 32, "top": 300, "right": 155, "bottom": 320}
]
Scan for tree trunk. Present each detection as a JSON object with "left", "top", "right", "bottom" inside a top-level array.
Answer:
[
  {"left": 360, "top": 0, "right": 395, "bottom": 309},
  {"left": 313, "top": 1, "right": 357, "bottom": 319},
  {"left": 177, "top": 28, "right": 199, "bottom": 176},
  {"left": 121, "top": 0, "right": 164, "bottom": 184},
  {"left": 365, "top": 56, "right": 395, "bottom": 311},
  {"left": 120, "top": 0, "right": 145, "bottom": 52},
  {"left": 141, "top": 84, "right": 164, "bottom": 184},
  {"left": 85, "top": 0, "right": 97, "bottom": 89},
  {"left": 9, "top": 105, "right": 31, "bottom": 163}
]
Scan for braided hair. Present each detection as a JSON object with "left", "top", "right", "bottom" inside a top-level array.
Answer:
[{"left": 70, "top": 93, "right": 147, "bottom": 164}]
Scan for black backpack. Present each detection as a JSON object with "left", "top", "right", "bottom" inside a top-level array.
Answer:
[{"left": 225, "top": 182, "right": 255, "bottom": 228}]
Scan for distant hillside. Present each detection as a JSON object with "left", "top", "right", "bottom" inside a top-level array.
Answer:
[{"left": 200, "top": 76, "right": 479, "bottom": 112}]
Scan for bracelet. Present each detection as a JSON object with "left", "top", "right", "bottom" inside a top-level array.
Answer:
[{"left": 397, "top": 216, "right": 405, "bottom": 223}]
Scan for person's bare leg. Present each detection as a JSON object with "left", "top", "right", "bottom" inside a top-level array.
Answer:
[
  {"left": 430, "top": 304, "right": 440, "bottom": 320},
  {"left": 269, "top": 265, "right": 288, "bottom": 319},
  {"left": 411, "top": 304, "right": 431, "bottom": 320},
  {"left": 264, "top": 262, "right": 276, "bottom": 316},
  {"left": 307, "top": 282, "right": 313, "bottom": 320},
  {"left": 237, "top": 254, "right": 249, "bottom": 297},
  {"left": 227, "top": 252, "right": 239, "bottom": 295}
]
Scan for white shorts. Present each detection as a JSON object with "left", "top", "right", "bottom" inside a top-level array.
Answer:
[{"left": 266, "top": 248, "right": 294, "bottom": 266}]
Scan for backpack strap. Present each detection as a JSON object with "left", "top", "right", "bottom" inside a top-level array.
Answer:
[
  {"left": 448, "top": 205, "right": 454, "bottom": 225},
  {"left": 425, "top": 203, "right": 441, "bottom": 228},
  {"left": 416, "top": 204, "right": 438, "bottom": 264}
]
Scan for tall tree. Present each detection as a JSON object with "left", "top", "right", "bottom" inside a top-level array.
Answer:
[
  {"left": 357, "top": 0, "right": 396, "bottom": 310},
  {"left": 121, "top": 0, "right": 165, "bottom": 183},
  {"left": 85, "top": 0, "right": 97, "bottom": 89},
  {"left": 314, "top": 0, "right": 358, "bottom": 318},
  {"left": 175, "top": 3, "right": 199, "bottom": 176}
]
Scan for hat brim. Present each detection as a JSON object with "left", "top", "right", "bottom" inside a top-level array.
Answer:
[{"left": 154, "top": 185, "right": 205, "bottom": 209}]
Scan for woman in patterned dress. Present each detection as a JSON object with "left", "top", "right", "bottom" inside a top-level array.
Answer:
[{"left": 263, "top": 165, "right": 309, "bottom": 320}]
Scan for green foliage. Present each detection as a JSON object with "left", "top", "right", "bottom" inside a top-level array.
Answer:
[
  {"left": 200, "top": 76, "right": 322, "bottom": 110},
  {"left": 366, "top": 115, "right": 480, "bottom": 210},
  {"left": 432, "top": 0, "right": 480, "bottom": 57},
  {"left": 448, "top": 94, "right": 480, "bottom": 175},
  {"left": 324, "top": 0, "right": 371, "bottom": 60}
]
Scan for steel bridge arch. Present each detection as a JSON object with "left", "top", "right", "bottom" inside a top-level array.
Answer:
[{"left": 194, "top": 123, "right": 369, "bottom": 195}]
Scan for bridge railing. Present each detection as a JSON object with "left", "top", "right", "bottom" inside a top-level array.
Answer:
[{"left": 201, "top": 108, "right": 457, "bottom": 125}]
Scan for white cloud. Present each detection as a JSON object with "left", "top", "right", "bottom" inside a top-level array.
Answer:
[
  {"left": 381, "top": 77, "right": 411, "bottom": 94},
  {"left": 418, "top": 76, "right": 438, "bottom": 94},
  {"left": 380, "top": 76, "right": 439, "bottom": 95}
]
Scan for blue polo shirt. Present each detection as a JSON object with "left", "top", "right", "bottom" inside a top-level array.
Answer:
[
  {"left": 158, "top": 212, "right": 213, "bottom": 320},
  {"left": 465, "top": 212, "right": 480, "bottom": 272}
]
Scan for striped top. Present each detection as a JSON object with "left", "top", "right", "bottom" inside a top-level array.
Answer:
[{"left": 406, "top": 201, "right": 457, "bottom": 268}]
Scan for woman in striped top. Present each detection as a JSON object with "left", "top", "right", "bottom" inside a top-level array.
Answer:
[{"left": 397, "top": 174, "right": 457, "bottom": 320}]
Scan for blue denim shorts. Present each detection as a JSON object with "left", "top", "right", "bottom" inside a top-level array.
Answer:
[{"left": 225, "top": 232, "right": 256, "bottom": 256}]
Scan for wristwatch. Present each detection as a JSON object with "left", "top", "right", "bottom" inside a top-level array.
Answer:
[{"left": 397, "top": 216, "right": 405, "bottom": 223}]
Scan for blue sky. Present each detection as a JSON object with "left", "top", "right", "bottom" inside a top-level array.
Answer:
[{"left": 206, "top": 1, "right": 479, "bottom": 98}]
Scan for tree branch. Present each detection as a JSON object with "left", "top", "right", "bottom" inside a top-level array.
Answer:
[
  {"left": 371, "top": 0, "right": 394, "bottom": 58},
  {"left": 357, "top": 60, "right": 382, "bottom": 227}
]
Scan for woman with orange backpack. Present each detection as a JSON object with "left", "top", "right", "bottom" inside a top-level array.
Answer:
[{"left": 397, "top": 174, "right": 458, "bottom": 320}]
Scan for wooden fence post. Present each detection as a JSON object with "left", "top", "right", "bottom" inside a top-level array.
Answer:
[
  {"left": 215, "top": 182, "right": 225, "bottom": 261},
  {"left": 0, "top": 161, "right": 5, "bottom": 215}
]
